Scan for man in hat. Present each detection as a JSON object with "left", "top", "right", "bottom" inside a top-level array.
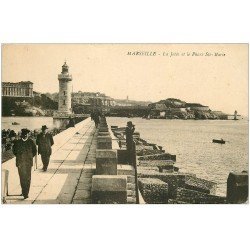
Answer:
[
  {"left": 125, "top": 121, "right": 135, "bottom": 165},
  {"left": 36, "top": 125, "right": 54, "bottom": 171},
  {"left": 12, "top": 128, "right": 37, "bottom": 199}
]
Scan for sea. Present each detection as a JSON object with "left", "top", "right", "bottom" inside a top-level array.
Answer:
[
  {"left": 1, "top": 116, "right": 248, "bottom": 196},
  {"left": 1, "top": 116, "right": 54, "bottom": 132},
  {"left": 107, "top": 117, "right": 249, "bottom": 196}
]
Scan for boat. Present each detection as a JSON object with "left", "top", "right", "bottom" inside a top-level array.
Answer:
[
  {"left": 212, "top": 139, "right": 225, "bottom": 144},
  {"left": 12, "top": 122, "right": 20, "bottom": 125}
]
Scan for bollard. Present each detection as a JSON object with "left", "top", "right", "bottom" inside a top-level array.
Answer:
[
  {"left": 97, "top": 135, "right": 112, "bottom": 149},
  {"left": 92, "top": 175, "right": 127, "bottom": 204},
  {"left": 96, "top": 149, "right": 118, "bottom": 175},
  {"left": 227, "top": 171, "right": 248, "bottom": 204}
]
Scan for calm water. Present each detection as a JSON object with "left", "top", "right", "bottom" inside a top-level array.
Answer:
[
  {"left": 107, "top": 117, "right": 249, "bottom": 196},
  {"left": 1, "top": 116, "right": 54, "bottom": 132}
]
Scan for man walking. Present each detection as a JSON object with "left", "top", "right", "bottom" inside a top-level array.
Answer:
[
  {"left": 93, "top": 111, "right": 100, "bottom": 127},
  {"left": 36, "top": 125, "right": 54, "bottom": 172},
  {"left": 12, "top": 128, "right": 37, "bottom": 199}
]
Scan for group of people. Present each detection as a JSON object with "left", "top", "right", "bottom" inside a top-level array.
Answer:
[
  {"left": 11, "top": 125, "right": 54, "bottom": 199},
  {"left": 2, "top": 129, "right": 17, "bottom": 152},
  {"left": 2, "top": 127, "right": 60, "bottom": 154}
]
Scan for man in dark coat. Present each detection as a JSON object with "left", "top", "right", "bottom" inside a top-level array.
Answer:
[
  {"left": 125, "top": 121, "right": 135, "bottom": 165},
  {"left": 12, "top": 128, "right": 37, "bottom": 199},
  {"left": 36, "top": 125, "right": 54, "bottom": 172}
]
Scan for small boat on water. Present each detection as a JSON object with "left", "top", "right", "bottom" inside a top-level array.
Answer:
[
  {"left": 212, "top": 139, "right": 225, "bottom": 144},
  {"left": 12, "top": 122, "right": 20, "bottom": 125}
]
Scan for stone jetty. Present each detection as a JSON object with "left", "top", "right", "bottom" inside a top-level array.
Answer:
[
  {"left": 1, "top": 117, "right": 248, "bottom": 204},
  {"left": 1, "top": 117, "right": 136, "bottom": 204}
]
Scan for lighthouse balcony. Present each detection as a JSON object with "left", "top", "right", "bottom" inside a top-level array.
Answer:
[{"left": 58, "top": 74, "right": 72, "bottom": 80}]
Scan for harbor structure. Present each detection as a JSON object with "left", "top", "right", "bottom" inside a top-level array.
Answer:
[
  {"left": 58, "top": 61, "right": 72, "bottom": 115},
  {"left": 53, "top": 62, "right": 73, "bottom": 128}
]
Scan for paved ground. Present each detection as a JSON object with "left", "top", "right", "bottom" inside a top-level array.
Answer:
[{"left": 3, "top": 118, "right": 97, "bottom": 204}]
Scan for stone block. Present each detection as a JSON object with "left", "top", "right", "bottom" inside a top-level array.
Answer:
[
  {"left": 227, "top": 171, "right": 248, "bottom": 204},
  {"left": 185, "top": 176, "right": 217, "bottom": 195},
  {"left": 72, "top": 199, "right": 91, "bottom": 204},
  {"left": 127, "top": 183, "right": 135, "bottom": 190},
  {"left": 138, "top": 178, "right": 168, "bottom": 204},
  {"left": 117, "top": 149, "right": 129, "bottom": 164},
  {"left": 117, "top": 164, "right": 135, "bottom": 176},
  {"left": 96, "top": 149, "right": 117, "bottom": 175},
  {"left": 127, "top": 175, "right": 135, "bottom": 183},
  {"left": 99, "top": 127, "right": 109, "bottom": 133},
  {"left": 97, "top": 135, "right": 112, "bottom": 149},
  {"left": 138, "top": 171, "right": 189, "bottom": 198},
  {"left": 92, "top": 175, "right": 127, "bottom": 204},
  {"left": 176, "top": 188, "right": 227, "bottom": 204},
  {"left": 127, "top": 190, "right": 136, "bottom": 196},
  {"left": 127, "top": 197, "right": 136, "bottom": 204},
  {"left": 137, "top": 153, "right": 176, "bottom": 162},
  {"left": 98, "top": 132, "right": 110, "bottom": 136}
]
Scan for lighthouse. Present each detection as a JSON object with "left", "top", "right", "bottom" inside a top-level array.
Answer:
[
  {"left": 58, "top": 61, "right": 72, "bottom": 114},
  {"left": 53, "top": 62, "right": 73, "bottom": 128}
]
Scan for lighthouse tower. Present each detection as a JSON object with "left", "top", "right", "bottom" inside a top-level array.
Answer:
[
  {"left": 58, "top": 61, "right": 72, "bottom": 114},
  {"left": 53, "top": 62, "right": 73, "bottom": 129}
]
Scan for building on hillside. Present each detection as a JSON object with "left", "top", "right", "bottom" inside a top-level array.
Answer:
[
  {"left": 114, "top": 98, "right": 151, "bottom": 107},
  {"left": 154, "top": 103, "right": 168, "bottom": 111},
  {"left": 108, "top": 105, "right": 150, "bottom": 117},
  {"left": 2, "top": 81, "right": 33, "bottom": 97},
  {"left": 72, "top": 91, "right": 115, "bottom": 107},
  {"left": 189, "top": 106, "right": 210, "bottom": 111}
]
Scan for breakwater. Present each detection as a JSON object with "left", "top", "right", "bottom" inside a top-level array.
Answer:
[
  {"left": 107, "top": 117, "right": 248, "bottom": 196},
  {"left": 109, "top": 121, "right": 248, "bottom": 204},
  {"left": 2, "top": 116, "right": 248, "bottom": 204}
]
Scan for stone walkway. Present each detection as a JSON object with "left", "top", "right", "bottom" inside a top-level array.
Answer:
[{"left": 4, "top": 118, "right": 97, "bottom": 204}]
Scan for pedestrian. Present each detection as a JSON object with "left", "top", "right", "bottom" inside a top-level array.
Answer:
[
  {"left": 93, "top": 112, "right": 100, "bottom": 127},
  {"left": 67, "top": 117, "right": 75, "bottom": 128},
  {"left": 36, "top": 125, "right": 54, "bottom": 172},
  {"left": 90, "top": 111, "right": 94, "bottom": 121},
  {"left": 12, "top": 128, "right": 37, "bottom": 199},
  {"left": 125, "top": 121, "right": 135, "bottom": 164}
]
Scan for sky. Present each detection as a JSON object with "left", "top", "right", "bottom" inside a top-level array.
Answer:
[{"left": 2, "top": 44, "right": 248, "bottom": 115}]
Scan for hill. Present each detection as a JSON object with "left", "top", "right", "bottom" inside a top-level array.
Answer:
[{"left": 2, "top": 94, "right": 58, "bottom": 116}]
